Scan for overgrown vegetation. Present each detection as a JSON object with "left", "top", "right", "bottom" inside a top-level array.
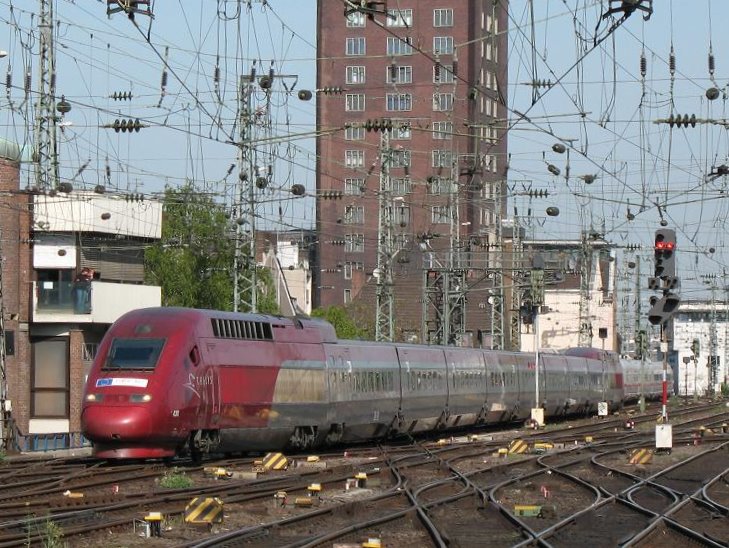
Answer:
[
  {"left": 29, "top": 519, "right": 65, "bottom": 548},
  {"left": 145, "top": 181, "right": 279, "bottom": 313},
  {"left": 159, "top": 467, "right": 193, "bottom": 489},
  {"left": 311, "top": 305, "right": 367, "bottom": 339}
]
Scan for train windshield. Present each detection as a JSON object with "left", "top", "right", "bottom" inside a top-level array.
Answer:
[{"left": 104, "top": 338, "right": 165, "bottom": 370}]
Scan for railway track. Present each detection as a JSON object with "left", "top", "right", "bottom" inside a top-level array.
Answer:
[{"left": 0, "top": 400, "right": 727, "bottom": 546}]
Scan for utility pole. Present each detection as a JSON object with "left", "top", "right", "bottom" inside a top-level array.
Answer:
[
  {"left": 34, "top": 0, "right": 60, "bottom": 190},
  {"left": 578, "top": 231, "right": 593, "bottom": 347},
  {"left": 375, "top": 130, "right": 394, "bottom": 342}
]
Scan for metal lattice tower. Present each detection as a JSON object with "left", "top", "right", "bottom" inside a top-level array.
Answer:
[
  {"left": 233, "top": 71, "right": 258, "bottom": 313},
  {"left": 447, "top": 153, "right": 467, "bottom": 346},
  {"left": 618, "top": 261, "right": 630, "bottom": 355},
  {"left": 633, "top": 254, "right": 642, "bottom": 353},
  {"left": 375, "top": 130, "right": 394, "bottom": 342},
  {"left": 488, "top": 179, "right": 505, "bottom": 349},
  {"left": 578, "top": 231, "right": 593, "bottom": 347},
  {"left": 33, "top": 0, "right": 60, "bottom": 190},
  {"left": 509, "top": 215, "right": 524, "bottom": 350},
  {"left": 421, "top": 157, "right": 466, "bottom": 346}
]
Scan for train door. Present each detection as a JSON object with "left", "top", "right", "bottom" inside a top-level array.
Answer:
[{"left": 195, "top": 345, "right": 219, "bottom": 429}]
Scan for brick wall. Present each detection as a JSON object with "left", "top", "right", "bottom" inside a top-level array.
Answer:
[
  {"left": 0, "top": 155, "right": 31, "bottom": 436},
  {"left": 68, "top": 329, "right": 85, "bottom": 433}
]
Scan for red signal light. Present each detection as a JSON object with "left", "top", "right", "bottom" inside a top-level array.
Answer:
[{"left": 655, "top": 241, "right": 675, "bottom": 251}]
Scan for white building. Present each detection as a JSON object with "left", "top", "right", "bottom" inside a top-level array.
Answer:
[{"left": 672, "top": 301, "right": 729, "bottom": 396}]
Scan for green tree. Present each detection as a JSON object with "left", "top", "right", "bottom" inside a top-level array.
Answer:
[
  {"left": 311, "top": 305, "right": 366, "bottom": 339},
  {"left": 145, "top": 181, "right": 278, "bottom": 313}
]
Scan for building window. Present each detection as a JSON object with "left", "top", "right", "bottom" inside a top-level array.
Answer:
[
  {"left": 433, "top": 92, "right": 454, "bottom": 111},
  {"left": 345, "top": 124, "right": 365, "bottom": 140},
  {"left": 345, "top": 93, "right": 365, "bottom": 111},
  {"left": 393, "top": 234, "right": 409, "bottom": 251},
  {"left": 486, "top": 14, "right": 499, "bottom": 34},
  {"left": 428, "top": 176, "right": 455, "bottom": 195},
  {"left": 392, "top": 176, "right": 412, "bottom": 195},
  {"left": 432, "top": 121, "right": 453, "bottom": 140},
  {"left": 345, "top": 177, "right": 365, "bottom": 195},
  {"left": 31, "top": 338, "right": 69, "bottom": 418},
  {"left": 345, "top": 150, "right": 364, "bottom": 168},
  {"left": 433, "top": 36, "right": 454, "bottom": 55},
  {"left": 434, "top": 8, "right": 454, "bottom": 27},
  {"left": 391, "top": 149, "right": 411, "bottom": 168},
  {"left": 386, "top": 8, "right": 412, "bottom": 27},
  {"left": 432, "top": 149, "right": 453, "bottom": 168},
  {"left": 481, "top": 208, "right": 494, "bottom": 225},
  {"left": 433, "top": 64, "right": 454, "bottom": 84},
  {"left": 486, "top": 42, "right": 498, "bottom": 62},
  {"left": 346, "top": 66, "right": 366, "bottom": 84},
  {"left": 391, "top": 120, "right": 412, "bottom": 140},
  {"left": 485, "top": 98, "right": 498, "bottom": 118},
  {"left": 345, "top": 234, "right": 365, "bottom": 253},
  {"left": 344, "top": 205, "right": 365, "bottom": 225},
  {"left": 386, "top": 93, "right": 412, "bottom": 111},
  {"left": 346, "top": 37, "right": 366, "bottom": 56},
  {"left": 478, "top": 125, "right": 498, "bottom": 144},
  {"left": 344, "top": 289, "right": 352, "bottom": 303},
  {"left": 387, "top": 36, "right": 413, "bottom": 56},
  {"left": 344, "top": 261, "right": 364, "bottom": 280},
  {"left": 346, "top": 11, "right": 366, "bottom": 27},
  {"left": 386, "top": 65, "right": 413, "bottom": 84},
  {"left": 431, "top": 205, "right": 451, "bottom": 224},
  {"left": 394, "top": 205, "right": 411, "bottom": 227},
  {"left": 485, "top": 154, "right": 497, "bottom": 173}
]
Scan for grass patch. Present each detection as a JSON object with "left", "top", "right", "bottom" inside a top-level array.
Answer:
[{"left": 159, "top": 467, "right": 193, "bottom": 489}]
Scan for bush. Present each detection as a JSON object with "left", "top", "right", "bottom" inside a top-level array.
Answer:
[{"left": 159, "top": 468, "right": 192, "bottom": 489}]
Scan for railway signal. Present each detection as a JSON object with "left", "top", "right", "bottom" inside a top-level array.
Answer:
[
  {"left": 648, "top": 229, "right": 680, "bottom": 326},
  {"left": 654, "top": 228, "right": 676, "bottom": 279}
]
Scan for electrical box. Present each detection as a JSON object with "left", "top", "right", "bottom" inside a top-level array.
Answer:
[{"left": 655, "top": 424, "right": 672, "bottom": 449}]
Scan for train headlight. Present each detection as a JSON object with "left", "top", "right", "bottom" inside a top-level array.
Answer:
[
  {"left": 130, "top": 394, "right": 152, "bottom": 403},
  {"left": 85, "top": 393, "right": 104, "bottom": 402}
]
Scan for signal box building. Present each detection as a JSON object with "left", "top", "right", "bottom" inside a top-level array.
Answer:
[
  {"left": 315, "top": 1, "right": 509, "bottom": 339},
  {"left": 0, "top": 139, "right": 162, "bottom": 451}
]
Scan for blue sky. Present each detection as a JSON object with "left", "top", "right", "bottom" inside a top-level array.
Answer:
[{"left": 1, "top": 1, "right": 728, "bottom": 299}]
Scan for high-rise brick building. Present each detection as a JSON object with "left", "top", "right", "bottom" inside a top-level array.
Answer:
[{"left": 315, "top": 1, "right": 509, "bottom": 342}]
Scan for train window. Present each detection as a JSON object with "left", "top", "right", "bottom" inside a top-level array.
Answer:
[{"left": 105, "top": 338, "right": 165, "bottom": 370}]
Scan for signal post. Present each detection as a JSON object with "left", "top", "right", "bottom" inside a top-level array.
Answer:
[{"left": 647, "top": 229, "right": 679, "bottom": 450}]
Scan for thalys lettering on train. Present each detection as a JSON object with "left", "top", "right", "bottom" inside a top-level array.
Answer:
[{"left": 81, "top": 307, "right": 671, "bottom": 460}]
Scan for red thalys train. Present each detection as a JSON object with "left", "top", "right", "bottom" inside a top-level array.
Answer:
[{"left": 81, "top": 308, "right": 671, "bottom": 459}]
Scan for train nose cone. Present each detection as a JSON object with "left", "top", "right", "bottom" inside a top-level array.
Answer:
[{"left": 81, "top": 405, "right": 154, "bottom": 441}]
